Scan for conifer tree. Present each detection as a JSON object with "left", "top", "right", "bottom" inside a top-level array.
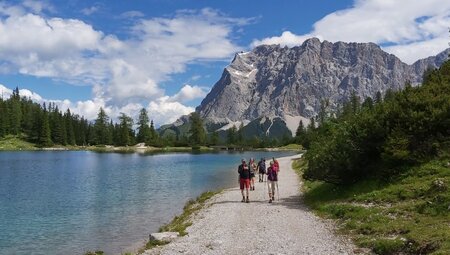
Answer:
[
  {"left": 118, "top": 113, "right": 133, "bottom": 146},
  {"left": 209, "top": 131, "right": 219, "bottom": 145},
  {"left": 237, "top": 123, "right": 244, "bottom": 145},
  {"left": 94, "top": 107, "right": 110, "bottom": 145},
  {"left": 0, "top": 98, "right": 8, "bottom": 137},
  {"left": 38, "top": 110, "right": 52, "bottom": 147},
  {"left": 149, "top": 120, "right": 158, "bottom": 145},
  {"left": 188, "top": 112, "right": 205, "bottom": 146},
  {"left": 227, "top": 125, "right": 237, "bottom": 145},
  {"left": 295, "top": 120, "right": 304, "bottom": 137},
  {"left": 137, "top": 108, "right": 151, "bottom": 144},
  {"left": 64, "top": 109, "right": 76, "bottom": 145},
  {"left": 9, "top": 87, "right": 22, "bottom": 135}
]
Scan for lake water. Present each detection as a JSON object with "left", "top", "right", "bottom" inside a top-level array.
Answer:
[{"left": 0, "top": 150, "right": 296, "bottom": 255}]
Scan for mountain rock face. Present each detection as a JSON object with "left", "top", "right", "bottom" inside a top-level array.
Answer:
[{"left": 195, "top": 38, "right": 449, "bottom": 136}]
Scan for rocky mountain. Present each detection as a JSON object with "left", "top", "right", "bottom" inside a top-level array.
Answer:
[{"left": 161, "top": 38, "right": 449, "bottom": 139}]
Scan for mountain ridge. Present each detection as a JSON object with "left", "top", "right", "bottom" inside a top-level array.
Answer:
[{"left": 162, "top": 38, "right": 449, "bottom": 139}]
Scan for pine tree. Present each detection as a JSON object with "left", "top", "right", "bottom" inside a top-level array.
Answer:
[
  {"left": 209, "top": 131, "right": 219, "bottom": 145},
  {"left": 149, "top": 120, "right": 158, "bottom": 146},
  {"left": 136, "top": 108, "right": 151, "bottom": 144},
  {"left": 118, "top": 113, "right": 133, "bottom": 146},
  {"left": 295, "top": 120, "right": 304, "bottom": 137},
  {"left": 9, "top": 87, "right": 22, "bottom": 135},
  {"left": 236, "top": 123, "right": 244, "bottom": 145},
  {"left": 64, "top": 109, "right": 76, "bottom": 145},
  {"left": 227, "top": 125, "right": 237, "bottom": 145},
  {"left": 93, "top": 107, "right": 110, "bottom": 145},
  {"left": 38, "top": 110, "right": 52, "bottom": 147},
  {"left": 188, "top": 112, "right": 205, "bottom": 146},
  {"left": 0, "top": 98, "right": 9, "bottom": 137},
  {"left": 50, "top": 106, "right": 66, "bottom": 145}
]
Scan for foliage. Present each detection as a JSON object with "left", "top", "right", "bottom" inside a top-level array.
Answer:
[
  {"left": 84, "top": 251, "right": 104, "bottom": 255},
  {"left": 158, "top": 190, "right": 219, "bottom": 236},
  {"left": 188, "top": 112, "right": 206, "bottom": 146},
  {"left": 0, "top": 135, "right": 37, "bottom": 150},
  {"left": 300, "top": 61, "right": 450, "bottom": 184},
  {"left": 293, "top": 157, "right": 450, "bottom": 255},
  {"left": 136, "top": 108, "right": 151, "bottom": 144},
  {"left": 0, "top": 90, "right": 169, "bottom": 148}
]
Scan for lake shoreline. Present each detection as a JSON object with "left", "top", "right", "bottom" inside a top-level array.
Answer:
[
  {"left": 2, "top": 150, "right": 299, "bottom": 255},
  {"left": 0, "top": 135, "right": 303, "bottom": 153},
  {"left": 0, "top": 143, "right": 303, "bottom": 154},
  {"left": 139, "top": 154, "right": 357, "bottom": 255}
]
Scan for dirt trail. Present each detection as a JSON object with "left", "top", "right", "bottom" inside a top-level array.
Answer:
[{"left": 144, "top": 154, "right": 357, "bottom": 255}]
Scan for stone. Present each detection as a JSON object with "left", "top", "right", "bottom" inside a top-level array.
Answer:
[
  {"left": 431, "top": 178, "right": 447, "bottom": 191},
  {"left": 149, "top": 232, "right": 179, "bottom": 242}
]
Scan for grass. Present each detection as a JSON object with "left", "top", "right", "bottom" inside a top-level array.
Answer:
[
  {"left": 277, "top": 143, "right": 304, "bottom": 151},
  {"left": 293, "top": 157, "right": 450, "bottom": 255},
  {"left": 0, "top": 135, "right": 38, "bottom": 150},
  {"left": 158, "top": 190, "right": 219, "bottom": 235},
  {"left": 139, "top": 190, "right": 220, "bottom": 253}
]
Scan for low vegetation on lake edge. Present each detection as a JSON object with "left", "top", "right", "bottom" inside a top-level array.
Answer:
[
  {"left": 138, "top": 190, "right": 221, "bottom": 254},
  {"left": 83, "top": 191, "right": 220, "bottom": 255},
  {"left": 293, "top": 158, "right": 450, "bottom": 255},
  {"left": 0, "top": 135, "right": 303, "bottom": 153}
]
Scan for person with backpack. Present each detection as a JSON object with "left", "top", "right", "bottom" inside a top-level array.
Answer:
[
  {"left": 266, "top": 161, "right": 279, "bottom": 203},
  {"left": 273, "top": 157, "right": 280, "bottom": 172},
  {"left": 238, "top": 159, "right": 251, "bottom": 203},
  {"left": 249, "top": 158, "right": 257, "bottom": 190},
  {"left": 257, "top": 158, "right": 266, "bottom": 182}
]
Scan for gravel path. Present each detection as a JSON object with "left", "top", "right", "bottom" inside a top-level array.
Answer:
[{"left": 144, "top": 154, "right": 357, "bottom": 255}]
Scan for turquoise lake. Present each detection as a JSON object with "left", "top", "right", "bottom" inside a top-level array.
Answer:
[{"left": 0, "top": 150, "right": 296, "bottom": 255}]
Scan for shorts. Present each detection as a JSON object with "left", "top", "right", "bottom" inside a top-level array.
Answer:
[
  {"left": 240, "top": 178, "right": 250, "bottom": 190},
  {"left": 250, "top": 172, "right": 255, "bottom": 178}
]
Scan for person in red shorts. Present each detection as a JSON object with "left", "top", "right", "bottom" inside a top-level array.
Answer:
[{"left": 238, "top": 159, "right": 251, "bottom": 203}]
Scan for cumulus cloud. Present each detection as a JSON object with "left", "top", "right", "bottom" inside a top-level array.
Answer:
[
  {"left": 252, "top": 0, "right": 450, "bottom": 64},
  {"left": 147, "top": 97, "right": 195, "bottom": 125},
  {"left": 0, "top": 83, "right": 202, "bottom": 127},
  {"left": 0, "top": 4, "right": 249, "bottom": 124},
  {"left": 168, "top": 84, "right": 209, "bottom": 103},
  {"left": 22, "top": 0, "right": 54, "bottom": 14}
]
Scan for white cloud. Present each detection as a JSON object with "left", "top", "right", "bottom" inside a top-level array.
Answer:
[
  {"left": 147, "top": 97, "right": 195, "bottom": 125},
  {"left": 168, "top": 84, "right": 208, "bottom": 103},
  {"left": 0, "top": 84, "right": 13, "bottom": 98},
  {"left": 22, "top": 0, "right": 54, "bottom": 14},
  {"left": 81, "top": 6, "right": 99, "bottom": 16},
  {"left": 0, "top": 5, "right": 249, "bottom": 124},
  {"left": 252, "top": 0, "right": 450, "bottom": 64},
  {"left": 252, "top": 31, "right": 313, "bottom": 48},
  {"left": 120, "top": 10, "right": 144, "bottom": 19},
  {"left": 0, "top": 83, "right": 198, "bottom": 127}
]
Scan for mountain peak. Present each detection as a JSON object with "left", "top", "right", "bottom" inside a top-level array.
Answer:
[{"left": 194, "top": 40, "right": 448, "bottom": 137}]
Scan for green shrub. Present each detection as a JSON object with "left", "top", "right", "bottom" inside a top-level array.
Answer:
[{"left": 303, "top": 60, "right": 450, "bottom": 184}]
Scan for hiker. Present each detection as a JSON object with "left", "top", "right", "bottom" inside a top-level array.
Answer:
[
  {"left": 249, "top": 158, "right": 257, "bottom": 190},
  {"left": 273, "top": 157, "right": 280, "bottom": 172},
  {"left": 257, "top": 158, "right": 266, "bottom": 182},
  {"left": 267, "top": 161, "right": 279, "bottom": 203},
  {"left": 238, "top": 159, "right": 251, "bottom": 203}
]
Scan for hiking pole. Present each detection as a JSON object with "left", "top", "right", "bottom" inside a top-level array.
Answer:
[
  {"left": 276, "top": 181, "right": 280, "bottom": 201},
  {"left": 263, "top": 175, "right": 269, "bottom": 199}
]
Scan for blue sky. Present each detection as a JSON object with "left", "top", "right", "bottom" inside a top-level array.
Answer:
[{"left": 0, "top": 0, "right": 449, "bottom": 125}]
